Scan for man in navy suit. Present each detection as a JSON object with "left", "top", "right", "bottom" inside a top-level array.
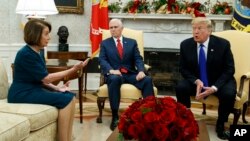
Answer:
[
  {"left": 99, "top": 19, "right": 154, "bottom": 130},
  {"left": 175, "top": 17, "right": 236, "bottom": 140}
]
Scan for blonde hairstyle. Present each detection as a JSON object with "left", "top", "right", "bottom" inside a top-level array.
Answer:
[{"left": 191, "top": 17, "right": 213, "bottom": 32}]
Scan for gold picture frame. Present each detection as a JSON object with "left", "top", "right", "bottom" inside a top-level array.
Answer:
[{"left": 55, "top": 0, "right": 83, "bottom": 14}]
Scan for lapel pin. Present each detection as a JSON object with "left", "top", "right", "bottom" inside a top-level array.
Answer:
[{"left": 211, "top": 49, "right": 214, "bottom": 52}]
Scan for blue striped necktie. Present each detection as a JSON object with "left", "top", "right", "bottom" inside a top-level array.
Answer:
[{"left": 199, "top": 44, "right": 208, "bottom": 86}]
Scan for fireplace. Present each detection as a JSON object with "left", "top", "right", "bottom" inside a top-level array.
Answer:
[{"left": 144, "top": 49, "right": 181, "bottom": 95}]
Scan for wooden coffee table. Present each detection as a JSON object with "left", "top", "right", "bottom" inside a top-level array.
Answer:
[{"left": 106, "top": 120, "right": 210, "bottom": 141}]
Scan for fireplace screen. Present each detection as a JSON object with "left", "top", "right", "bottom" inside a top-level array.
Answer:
[{"left": 144, "top": 50, "right": 182, "bottom": 96}]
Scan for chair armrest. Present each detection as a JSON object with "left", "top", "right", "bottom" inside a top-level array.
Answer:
[
  {"left": 244, "top": 72, "right": 250, "bottom": 79},
  {"left": 144, "top": 64, "right": 153, "bottom": 76},
  {"left": 99, "top": 74, "right": 105, "bottom": 86},
  {"left": 237, "top": 72, "right": 250, "bottom": 98},
  {"left": 144, "top": 64, "right": 151, "bottom": 71}
]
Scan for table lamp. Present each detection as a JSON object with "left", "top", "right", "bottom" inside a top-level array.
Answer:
[{"left": 16, "top": 0, "right": 58, "bottom": 19}]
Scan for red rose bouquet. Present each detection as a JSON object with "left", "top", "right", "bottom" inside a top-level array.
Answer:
[{"left": 118, "top": 96, "right": 199, "bottom": 141}]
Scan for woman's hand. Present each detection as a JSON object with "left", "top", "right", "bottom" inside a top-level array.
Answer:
[
  {"left": 73, "top": 58, "right": 90, "bottom": 71},
  {"left": 57, "top": 81, "right": 71, "bottom": 92}
]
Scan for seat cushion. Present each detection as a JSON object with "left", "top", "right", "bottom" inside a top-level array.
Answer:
[
  {"left": 98, "top": 84, "right": 141, "bottom": 99},
  {"left": 98, "top": 84, "right": 158, "bottom": 99},
  {"left": 0, "top": 113, "right": 30, "bottom": 141},
  {"left": 0, "top": 59, "right": 9, "bottom": 99},
  {"left": 0, "top": 101, "right": 58, "bottom": 131},
  {"left": 120, "top": 84, "right": 142, "bottom": 99},
  {"left": 199, "top": 95, "right": 219, "bottom": 106}
]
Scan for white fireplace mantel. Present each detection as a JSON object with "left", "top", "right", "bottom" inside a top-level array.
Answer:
[
  {"left": 109, "top": 13, "right": 233, "bottom": 51},
  {"left": 109, "top": 13, "right": 233, "bottom": 20}
]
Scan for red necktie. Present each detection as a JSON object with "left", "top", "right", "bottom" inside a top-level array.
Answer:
[{"left": 117, "top": 39, "right": 123, "bottom": 59}]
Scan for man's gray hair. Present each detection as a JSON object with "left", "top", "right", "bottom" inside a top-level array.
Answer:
[{"left": 109, "top": 18, "right": 123, "bottom": 28}]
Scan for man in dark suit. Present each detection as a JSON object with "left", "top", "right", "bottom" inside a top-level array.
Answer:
[
  {"left": 175, "top": 17, "right": 236, "bottom": 140},
  {"left": 99, "top": 19, "right": 154, "bottom": 130}
]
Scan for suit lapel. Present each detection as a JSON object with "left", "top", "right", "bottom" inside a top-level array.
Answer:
[
  {"left": 122, "top": 37, "right": 128, "bottom": 60},
  {"left": 207, "top": 36, "right": 216, "bottom": 64},
  {"left": 190, "top": 41, "right": 198, "bottom": 69}
]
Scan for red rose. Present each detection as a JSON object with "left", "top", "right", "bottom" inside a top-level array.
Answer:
[
  {"left": 138, "top": 128, "right": 154, "bottom": 141},
  {"left": 161, "top": 110, "right": 176, "bottom": 125},
  {"left": 131, "top": 111, "right": 143, "bottom": 123},
  {"left": 128, "top": 124, "right": 142, "bottom": 138},
  {"left": 144, "top": 112, "right": 160, "bottom": 123},
  {"left": 154, "top": 124, "right": 169, "bottom": 140},
  {"left": 169, "top": 125, "right": 183, "bottom": 141}
]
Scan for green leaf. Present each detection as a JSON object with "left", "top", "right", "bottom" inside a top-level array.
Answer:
[
  {"left": 118, "top": 133, "right": 125, "bottom": 141},
  {"left": 141, "top": 107, "right": 152, "bottom": 114}
]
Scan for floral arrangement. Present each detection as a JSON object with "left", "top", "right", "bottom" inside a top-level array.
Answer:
[
  {"left": 154, "top": 0, "right": 207, "bottom": 17},
  {"left": 108, "top": 1, "right": 122, "bottom": 13},
  {"left": 210, "top": 1, "right": 233, "bottom": 15},
  {"left": 109, "top": 0, "right": 233, "bottom": 15},
  {"left": 122, "top": 0, "right": 151, "bottom": 13},
  {"left": 151, "top": 0, "right": 167, "bottom": 13},
  {"left": 118, "top": 96, "right": 199, "bottom": 141},
  {"left": 169, "top": 1, "right": 207, "bottom": 17}
]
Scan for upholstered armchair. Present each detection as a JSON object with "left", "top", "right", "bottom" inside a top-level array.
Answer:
[
  {"left": 194, "top": 30, "right": 250, "bottom": 125},
  {"left": 96, "top": 28, "right": 158, "bottom": 123}
]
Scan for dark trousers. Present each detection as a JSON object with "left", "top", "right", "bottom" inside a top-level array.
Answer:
[
  {"left": 106, "top": 73, "right": 154, "bottom": 116},
  {"left": 175, "top": 79, "right": 236, "bottom": 123}
]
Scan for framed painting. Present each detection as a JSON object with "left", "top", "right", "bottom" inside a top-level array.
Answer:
[{"left": 54, "top": 0, "right": 83, "bottom": 14}]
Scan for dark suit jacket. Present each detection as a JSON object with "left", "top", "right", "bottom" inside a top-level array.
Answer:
[
  {"left": 99, "top": 36, "right": 144, "bottom": 75},
  {"left": 179, "top": 35, "right": 235, "bottom": 90}
]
